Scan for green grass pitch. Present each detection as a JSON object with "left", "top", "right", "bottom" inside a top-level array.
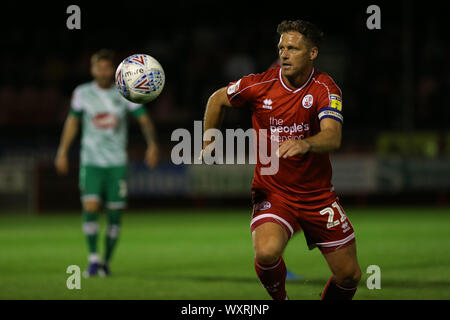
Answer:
[{"left": 0, "top": 207, "right": 449, "bottom": 300}]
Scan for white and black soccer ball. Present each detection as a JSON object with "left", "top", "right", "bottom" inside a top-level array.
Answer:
[{"left": 115, "top": 54, "right": 165, "bottom": 104}]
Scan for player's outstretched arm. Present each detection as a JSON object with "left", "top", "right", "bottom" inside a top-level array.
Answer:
[
  {"left": 55, "top": 114, "right": 80, "bottom": 175},
  {"left": 277, "top": 118, "right": 342, "bottom": 158},
  {"left": 137, "top": 113, "right": 159, "bottom": 168},
  {"left": 202, "top": 87, "right": 232, "bottom": 151}
]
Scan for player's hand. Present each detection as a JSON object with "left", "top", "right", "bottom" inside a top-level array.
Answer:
[
  {"left": 198, "top": 149, "right": 205, "bottom": 162},
  {"left": 199, "top": 142, "right": 218, "bottom": 164},
  {"left": 277, "top": 139, "right": 312, "bottom": 158},
  {"left": 145, "top": 143, "right": 159, "bottom": 168},
  {"left": 55, "top": 152, "right": 69, "bottom": 176}
]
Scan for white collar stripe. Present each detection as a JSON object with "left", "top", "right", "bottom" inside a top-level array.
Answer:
[
  {"left": 278, "top": 68, "right": 315, "bottom": 93},
  {"left": 229, "top": 78, "right": 278, "bottom": 101}
]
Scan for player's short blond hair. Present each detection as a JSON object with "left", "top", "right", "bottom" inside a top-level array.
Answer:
[
  {"left": 91, "top": 49, "right": 115, "bottom": 65},
  {"left": 277, "top": 20, "right": 324, "bottom": 48}
]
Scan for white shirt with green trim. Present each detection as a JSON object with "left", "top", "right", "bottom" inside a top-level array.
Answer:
[{"left": 71, "top": 81, "right": 145, "bottom": 167}]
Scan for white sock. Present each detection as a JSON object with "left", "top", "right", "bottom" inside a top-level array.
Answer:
[{"left": 89, "top": 253, "right": 100, "bottom": 263}]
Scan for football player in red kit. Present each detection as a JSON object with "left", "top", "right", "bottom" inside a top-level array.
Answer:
[{"left": 202, "top": 20, "right": 361, "bottom": 300}]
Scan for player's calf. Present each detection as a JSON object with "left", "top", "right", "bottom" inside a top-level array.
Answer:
[
  {"left": 254, "top": 256, "right": 288, "bottom": 300},
  {"left": 323, "top": 242, "right": 361, "bottom": 288},
  {"left": 103, "top": 209, "right": 122, "bottom": 273},
  {"left": 321, "top": 242, "right": 361, "bottom": 300},
  {"left": 321, "top": 273, "right": 360, "bottom": 300},
  {"left": 81, "top": 198, "right": 101, "bottom": 276}
]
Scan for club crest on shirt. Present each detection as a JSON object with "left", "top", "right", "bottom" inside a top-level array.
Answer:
[
  {"left": 302, "top": 94, "right": 314, "bottom": 109},
  {"left": 258, "top": 201, "right": 271, "bottom": 211}
]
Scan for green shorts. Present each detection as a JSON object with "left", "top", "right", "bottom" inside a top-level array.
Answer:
[{"left": 79, "top": 165, "right": 127, "bottom": 209}]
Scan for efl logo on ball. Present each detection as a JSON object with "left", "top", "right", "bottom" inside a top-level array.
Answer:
[{"left": 115, "top": 54, "right": 165, "bottom": 104}]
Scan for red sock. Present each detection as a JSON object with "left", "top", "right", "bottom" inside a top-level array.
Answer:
[
  {"left": 321, "top": 276, "right": 357, "bottom": 300},
  {"left": 254, "top": 257, "right": 287, "bottom": 300}
]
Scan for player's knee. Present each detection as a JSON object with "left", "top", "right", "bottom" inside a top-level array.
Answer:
[
  {"left": 337, "top": 265, "right": 361, "bottom": 287},
  {"left": 255, "top": 245, "right": 283, "bottom": 265},
  {"left": 83, "top": 200, "right": 100, "bottom": 213},
  {"left": 353, "top": 266, "right": 362, "bottom": 284}
]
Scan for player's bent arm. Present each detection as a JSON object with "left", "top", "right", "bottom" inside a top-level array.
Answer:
[
  {"left": 137, "top": 113, "right": 159, "bottom": 168},
  {"left": 137, "top": 113, "right": 158, "bottom": 147},
  {"left": 203, "top": 87, "right": 232, "bottom": 149},
  {"left": 278, "top": 118, "right": 342, "bottom": 158},
  {"left": 55, "top": 114, "right": 80, "bottom": 175},
  {"left": 56, "top": 114, "right": 80, "bottom": 157},
  {"left": 304, "top": 118, "right": 342, "bottom": 153}
]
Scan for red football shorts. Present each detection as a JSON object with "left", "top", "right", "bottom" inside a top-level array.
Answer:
[{"left": 250, "top": 191, "right": 356, "bottom": 254}]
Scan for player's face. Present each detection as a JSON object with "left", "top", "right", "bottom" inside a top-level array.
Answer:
[
  {"left": 278, "top": 31, "right": 317, "bottom": 77},
  {"left": 91, "top": 59, "right": 115, "bottom": 88}
]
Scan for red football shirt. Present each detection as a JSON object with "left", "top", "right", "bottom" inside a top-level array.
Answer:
[{"left": 226, "top": 66, "right": 343, "bottom": 209}]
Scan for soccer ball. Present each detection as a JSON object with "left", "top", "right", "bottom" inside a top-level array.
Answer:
[{"left": 115, "top": 54, "right": 165, "bottom": 104}]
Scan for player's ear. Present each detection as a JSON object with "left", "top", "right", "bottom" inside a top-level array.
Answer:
[
  {"left": 309, "top": 46, "right": 318, "bottom": 61},
  {"left": 90, "top": 64, "right": 96, "bottom": 77}
]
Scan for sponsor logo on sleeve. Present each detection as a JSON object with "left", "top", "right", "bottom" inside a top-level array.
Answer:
[
  {"left": 302, "top": 94, "right": 314, "bottom": 109},
  {"left": 329, "top": 94, "right": 342, "bottom": 111},
  {"left": 318, "top": 109, "right": 344, "bottom": 122},
  {"left": 258, "top": 201, "right": 272, "bottom": 211},
  {"left": 227, "top": 79, "right": 242, "bottom": 95}
]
